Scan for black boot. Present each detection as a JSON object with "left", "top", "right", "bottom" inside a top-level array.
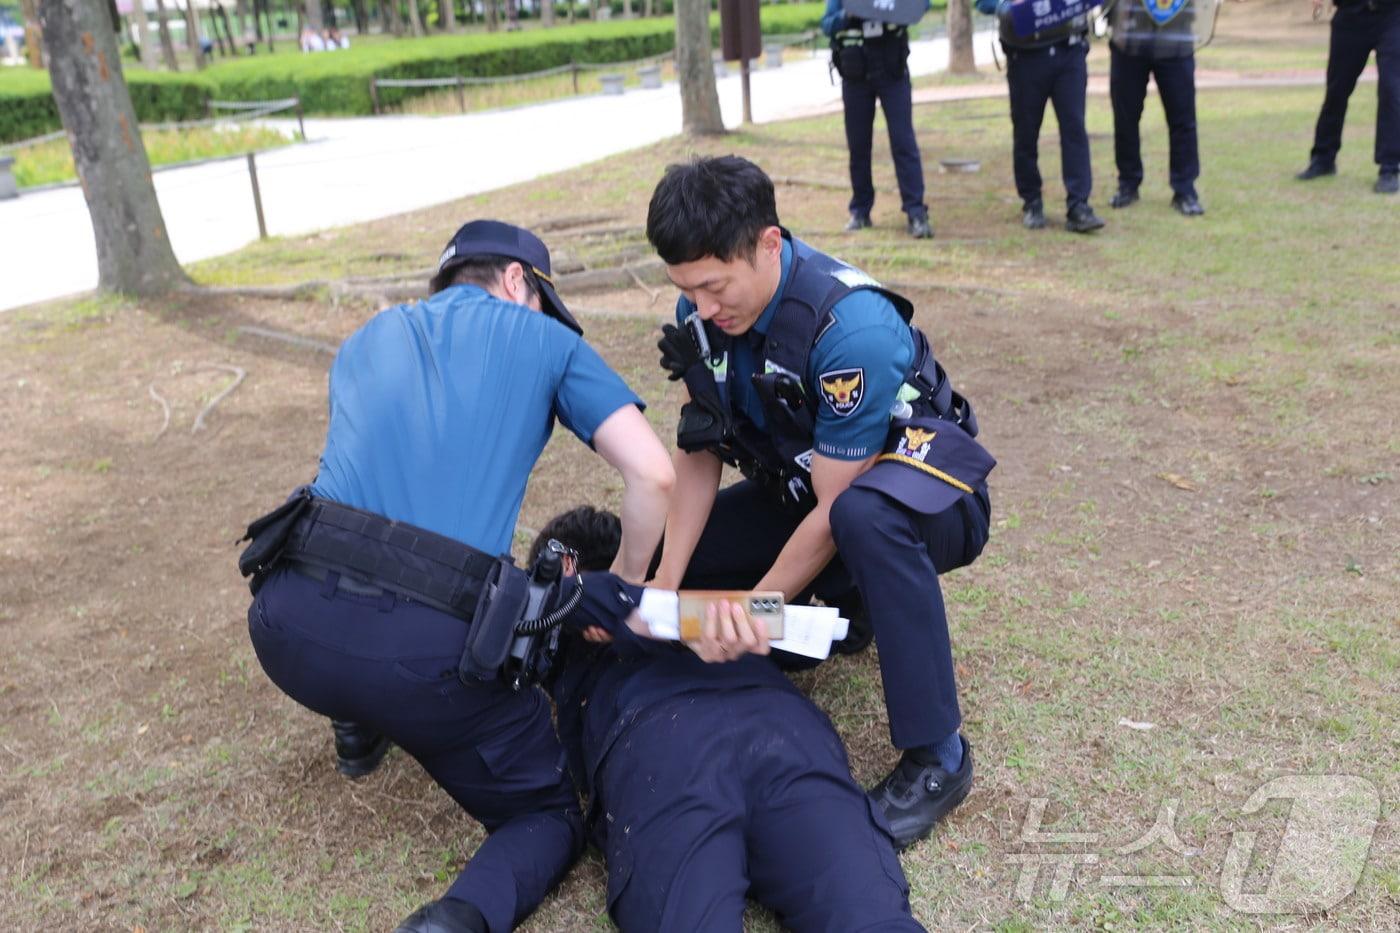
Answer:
[
  {"left": 907, "top": 212, "right": 933, "bottom": 239},
  {"left": 868, "top": 737, "right": 974, "bottom": 850},
  {"left": 832, "top": 591, "right": 874, "bottom": 656},
  {"left": 1295, "top": 160, "right": 1336, "bottom": 180},
  {"left": 394, "top": 898, "right": 488, "bottom": 933},
  {"left": 1021, "top": 199, "right": 1046, "bottom": 229},
  {"left": 1171, "top": 192, "right": 1205, "bottom": 216},
  {"left": 844, "top": 211, "right": 872, "bottom": 232},
  {"left": 1377, "top": 170, "right": 1399, "bottom": 195},
  {"left": 1109, "top": 187, "right": 1139, "bottom": 209},
  {"left": 331, "top": 720, "right": 390, "bottom": 779},
  {"left": 1065, "top": 202, "right": 1105, "bottom": 234}
]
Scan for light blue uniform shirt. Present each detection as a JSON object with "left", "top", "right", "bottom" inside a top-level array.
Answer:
[
  {"left": 314, "top": 284, "right": 642, "bottom": 556},
  {"left": 677, "top": 240, "right": 913, "bottom": 463}
]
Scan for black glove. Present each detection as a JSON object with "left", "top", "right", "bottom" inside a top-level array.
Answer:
[{"left": 658, "top": 323, "right": 703, "bottom": 382}]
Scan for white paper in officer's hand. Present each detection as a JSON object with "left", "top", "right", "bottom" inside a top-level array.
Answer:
[{"left": 772, "top": 605, "right": 844, "bottom": 660}]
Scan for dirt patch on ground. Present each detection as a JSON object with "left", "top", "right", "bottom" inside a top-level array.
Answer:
[{"left": 3, "top": 13, "right": 1397, "bottom": 930}]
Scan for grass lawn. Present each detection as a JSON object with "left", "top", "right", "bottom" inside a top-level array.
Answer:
[
  {"left": 6, "top": 123, "right": 294, "bottom": 188},
  {"left": 1, "top": 7, "right": 1395, "bottom": 931}
]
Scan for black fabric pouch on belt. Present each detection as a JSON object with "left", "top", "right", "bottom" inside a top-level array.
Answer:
[{"left": 237, "top": 486, "right": 314, "bottom": 593}]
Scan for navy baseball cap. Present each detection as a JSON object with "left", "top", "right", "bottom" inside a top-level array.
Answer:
[
  {"left": 851, "top": 416, "right": 995, "bottom": 515},
  {"left": 431, "top": 219, "right": 583, "bottom": 335}
]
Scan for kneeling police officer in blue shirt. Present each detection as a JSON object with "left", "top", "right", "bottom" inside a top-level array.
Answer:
[
  {"left": 645, "top": 156, "right": 995, "bottom": 849},
  {"left": 238, "top": 221, "right": 674, "bottom": 932}
]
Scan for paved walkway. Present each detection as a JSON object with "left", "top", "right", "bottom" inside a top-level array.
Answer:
[{"left": 1, "top": 31, "right": 1000, "bottom": 312}]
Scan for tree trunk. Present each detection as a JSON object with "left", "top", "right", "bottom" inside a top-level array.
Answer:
[
  {"left": 180, "top": 0, "right": 206, "bottom": 68},
  {"left": 644, "top": 0, "right": 652, "bottom": 18},
  {"left": 405, "top": 0, "right": 422, "bottom": 36},
  {"left": 540, "top": 0, "right": 552, "bottom": 26},
  {"left": 566, "top": 0, "right": 573, "bottom": 25},
  {"left": 303, "top": 0, "right": 324, "bottom": 32},
  {"left": 212, "top": 1, "right": 234, "bottom": 55},
  {"left": 485, "top": 0, "right": 496, "bottom": 31},
  {"left": 674, "top": 0, "right": 723, "bottom": 135},
  {"left": 351, "top": 0, "right": 367, "bottom": 32},
  {"left": 21, "top": 0, "right": 46, "bottom": 67},
  {"left": 129, "top": 0, "right": 150, "bottom": 64},
  {"left": 383, "top": 0, "right": 402, "bottom": 36},
  {"left": 506, "top": 0, "right": 517, "bottom": 29},
  {"left": 151, "top": 0, "right": 179, "bottom": 69},
  {"left": 438, "top": 0, "right": 454, "bottom": 30},
  {"left": 947, "top": 0, "right": 975, "bottom": 75},
  {"left": 37, "top": 0, "right": 190, "bottom": 295},
  {"left": 622, "top": 0, "right": 631, "bottom": 18}
]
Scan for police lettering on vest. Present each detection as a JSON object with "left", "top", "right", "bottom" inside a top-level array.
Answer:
[{"left": 997, "top": 0, "right": 1098, "bottom": 49}]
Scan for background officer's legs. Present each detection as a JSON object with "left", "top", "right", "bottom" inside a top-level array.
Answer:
[
  {"left": 745, "top": 693, "right": 926, "bottom": 932},
  {"left": 843, "top": 78, "right": 880, "bottom": 220},
  {"left": 1308, "top": 7, "right": 1376, "bottom": 169},
  {"left": 1007, "top": 52, "right": 1053, "bottom": 211},
  {"left": 875, "top": 73, "right": 931, "bottom": 223},
  {"left": 1110, "top": 45, "right": 1152, "bottom": 198},
  {"left": 1049, "top": 44, "right": 1093, "bottom": 211},
  {"left": 250, "top": 569, "right": 582, "bottom": 932},
  {"left": 1376, "top": 6, "right": 1400, "bottom": 179},
  {"left": 1153, "top": 53, "right": 1201, "bottom": 200}
]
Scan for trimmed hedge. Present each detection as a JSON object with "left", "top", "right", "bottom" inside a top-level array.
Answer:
[
  {"left": 0, "top": 69, "right": 212, "bottom": 145},
  {"left": 0, "top": 3, "right": 914, "bottom": 139}
]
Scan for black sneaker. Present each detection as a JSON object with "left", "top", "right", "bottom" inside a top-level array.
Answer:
[
  {"left": 394, "top": 898, "right": 488, "bottom": 933},
  {"left": 332, "top": 719, "right": 391, "bottom": 779},
  {"left": 1065, "top": 202, "right": 1105, "bottom": 234},
  {"left": 1109, "top": 187, "right": 1139, "bottom": 209},
  {"left": 1377, "top": 171, "right": 1399, "bottom": 195},
  {"left": 907, "top": 213, "right": 934, "bottom": 239},
  {"left": 1171, "top": 192, "right": 1205, "bottom": 216},
  {"left": 1296, "top": 160, "right": 1336, "bottom": 181},
  {"left": 868, "top": 736, "right": 974, "bottom": 849},
  {"left": 1022, "top": 199, "right": 1046, "bottom": 229},
  {"left": 844, "top": 211, "right": 873, "bottom": 232}
]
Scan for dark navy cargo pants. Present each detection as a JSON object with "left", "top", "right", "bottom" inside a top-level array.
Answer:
[
  {"left": 597, "top": 688, "right": 925, "bottom": 932},
  {"left": 1310, "top": 3, "right": 1400, "bottom": 170},
  {"left": 248, "top": 567, "right": 583, "bottom": 933},
  {"left": 1005, "top": 40, "right": 1094, "bottom": 210},
  {"left": 1110, "top": 46, "right": 1201, "bottom": 198},
  {"left": 676, "top": 478, "right": 990, "bottom": 750},
  {"left": 843, "top": 72, "right": 929, "bottom": 219}
]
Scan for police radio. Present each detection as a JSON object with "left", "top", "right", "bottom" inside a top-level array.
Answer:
[{"left": 505, "top": 539, "right": 582, "bottom": 690}]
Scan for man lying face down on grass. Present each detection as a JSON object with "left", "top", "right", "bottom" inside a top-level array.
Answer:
[{"left": 534, "top": 507, "right": 926, "bottom": 932}]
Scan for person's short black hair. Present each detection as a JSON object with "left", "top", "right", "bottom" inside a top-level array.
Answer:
[
  {"left": 646, "top": 155, "right": 781, "bottom": 265},
  {"left": 431, "top": 254, "right": 542, "bottom": 300},
  {"left": 528, "top": 506, "right": 621, "bottom": 573}
]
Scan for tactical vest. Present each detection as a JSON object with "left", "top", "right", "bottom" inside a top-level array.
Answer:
[
  {"left": 998, "top": 7, "right": 1090, "bottom": 50},
  {"left": 1109, "top": 0, "right": 1197, "bottom": 59},
  {"left": 831, "top": 20, "right": 912, "bottom": 82},
  {"left": 678, "top": 234, "right": 977, "bottom": 509}
]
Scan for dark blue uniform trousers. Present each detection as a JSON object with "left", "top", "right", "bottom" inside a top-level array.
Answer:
[
  {"left": 248, "top": 567, "right": 583, "bottom": 932},
  {"left": 1110, "top": 46, "right": 1201, "bottom": 198},
  {"left": 1310, "top": 3, "right": 1400, "bottom": 170},
  {"left": 1006, "top": 41, "right": 1094, "bottom": 209},
  {"left": 843, "top": 73, "right": 929, "bottom": 218},
  {"left": 598, "top": 688, "right": 924, "bottom": 932},
  {"left": 678, "top": 479, "right": 990, "bottom": 749}
]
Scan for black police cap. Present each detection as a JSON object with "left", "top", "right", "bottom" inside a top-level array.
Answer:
[{"left": 430, "top": 219, "right": 583, "bottom": 335}]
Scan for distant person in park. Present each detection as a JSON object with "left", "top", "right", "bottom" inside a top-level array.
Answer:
[
  {"left": 822, "top": 0, "right": 935, "bottom": 238},
  {"left": 645, "top": 156, "right": 995, "bottom": 850},
  {"left": 327, "top": 26, "right": 349, "bottom": 49},
  {"left": 1296, "top": 0, "right": 1399, "bottom": 194},
  {"left": 535, "top": 507, "right": 928, "bottom": 932},
  {"left": 1106, "top": 0, "right": 1206, "bottom": 216},
  {"left": 238, "top": 220, "right": 674, "bottom": 932},
  {"left": 975, "top": 0, "right": 1105, "bottom": 233},
  {"left": 299, "top": 25, "right": 325, "bottom": 52}
]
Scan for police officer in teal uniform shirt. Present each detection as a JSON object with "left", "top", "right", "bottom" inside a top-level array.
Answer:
[{"left": 646, "top": 156, "right": 995, "bottom": 849}]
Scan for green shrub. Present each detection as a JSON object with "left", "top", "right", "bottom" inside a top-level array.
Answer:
[{"left": 0, "top": 69, "right": 212, "bottom": 145}]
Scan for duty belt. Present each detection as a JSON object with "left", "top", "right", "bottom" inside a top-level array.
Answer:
[{"left": 281, "top": 496, "right": 500, "bottom": 621}]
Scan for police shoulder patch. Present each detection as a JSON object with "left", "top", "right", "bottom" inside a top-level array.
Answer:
[{"left": 819, "top": 367, "right": 865, "bottom": 418}]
